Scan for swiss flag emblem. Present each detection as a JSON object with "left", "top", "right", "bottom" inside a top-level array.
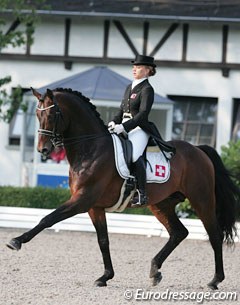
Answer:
[{"left": 155, "top": 165, "right": 166, "bottom": 177}]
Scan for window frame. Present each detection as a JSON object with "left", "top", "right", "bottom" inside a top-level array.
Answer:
[{"left": 169, "top": 95, "right": 217, "bottom": 147}]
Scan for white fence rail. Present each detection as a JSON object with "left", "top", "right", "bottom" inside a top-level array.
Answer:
[{"left": 0, "top": 206, "right": 239, "bottom": 241}]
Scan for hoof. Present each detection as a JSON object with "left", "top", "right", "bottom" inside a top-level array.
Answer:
[
  {"left": 207, "top": 282, "right": 219, "bottom": 290},
  {"left": 207, "top": 275, "right": 223, "bottom": 290},
  {"left": 6, "top": 239, "right": 22, "bottom": 251},
  {"left": 94, "top": 280, "right": 107, "bottom": 287},
  {"left": 152, "top": 272, "right": 162, "bottom": 286}
]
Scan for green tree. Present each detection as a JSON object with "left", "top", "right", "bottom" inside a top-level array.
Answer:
[
  {"left": 0, "top": 0, "right": 47, "bottom": 122},
  {"left": 221, "top": 140, "right": 240, "bottom": 187}
]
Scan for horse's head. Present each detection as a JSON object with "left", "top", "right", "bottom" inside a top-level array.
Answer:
[{"left": 33, "top": 88, "right": 64, "bottom": 158}]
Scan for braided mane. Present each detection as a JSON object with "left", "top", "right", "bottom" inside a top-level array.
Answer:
[
  {"left": 54, "top": 87, "right": 90, "bottom": 103},
  {"left": 52, "top": 88, "right": 107, "bottom": 129}
]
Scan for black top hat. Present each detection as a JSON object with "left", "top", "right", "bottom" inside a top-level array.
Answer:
[{"left": 131, "top": 55, "right": 156, "bottom": 67}]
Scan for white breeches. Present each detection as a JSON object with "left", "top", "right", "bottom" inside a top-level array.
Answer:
[{"left": 128, "top": 127, "right": 149, "bottom": 162}]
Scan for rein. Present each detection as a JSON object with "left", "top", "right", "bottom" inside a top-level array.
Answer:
[{"left": 63, "top": 133, "right": 109, "bottom": 147}]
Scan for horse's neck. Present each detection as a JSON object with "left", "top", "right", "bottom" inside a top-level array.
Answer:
[
  {"left": 63, "top": 97, "right": 106, "bottom": 135},
  {"left": 65, "top": 135, "right": 111, "bottom": 170},
  {"left": 60, "top": 95, "right": 109, "bottom": 167},
  {"left": 63, "top": 118, "right": 108, "bottom": 168}
]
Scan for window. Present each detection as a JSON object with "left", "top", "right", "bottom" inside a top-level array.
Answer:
[
  {"left": 169, "top": 95, "right": 217, "bottom": 146},
  {"left": 95, "top": 104, "right": 168, "bottom": 137},
  {"left": 232, "top": 99, "right": 240, "bottom": 141},
  {"left": 8, "top": 88, "right": 34, "bottom": 146}
]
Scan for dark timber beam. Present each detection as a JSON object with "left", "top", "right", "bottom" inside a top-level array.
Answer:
[
  {"left": 143, "top": 21, "right": 149, "bottom": 55},
  {"left": 149, "top": 23, "right": 179, "bottom": 57},
  {"left": 26, "top": 23, "right": 33, "bottom": 55},
  {"left": 222, "top": 24, "right": 229, "bottom": 77},
  {"left": 113, "top": 20, "right": 138, "bottom": 56},
  {"left": 1, "top": 53, "right": 240, "bottom": 72},
  {"left": 64, "top": 18, "right": 72, "bottom": 70},
  {"left": 182, "top": 23, "right": 189, "bottom": 62},
  {"left": 103, "top": 20, "right": 110, "bottom": 58},
  {"left": 5, "top": 19, "right": 21, "bottom": 35}
]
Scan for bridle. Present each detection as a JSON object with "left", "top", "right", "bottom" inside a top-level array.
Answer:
[
  {"left": 36, "top": 96, "right": 110, "bottom": 148},
  {"left": 37, "top": 100, "right": 64, "bottom": 147}
]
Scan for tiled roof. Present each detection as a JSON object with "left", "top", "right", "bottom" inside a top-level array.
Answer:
[{"left": 38, "top": 0, "right": 240, "bottom": 20}]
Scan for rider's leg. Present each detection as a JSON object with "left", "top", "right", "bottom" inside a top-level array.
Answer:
[
  {"left": 128, "top": 127, "right": 149, "bottom": 206},
  {"left": 131, "top": 155, "right": 148, "bottom": 206}
]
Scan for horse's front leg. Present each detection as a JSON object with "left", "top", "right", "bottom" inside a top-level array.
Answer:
[
  {"left": 88, "top": 207, "right": 114, "bottom": 287},
  {"left": 6, "top": 194, "right": 94, "bottom": 251}
]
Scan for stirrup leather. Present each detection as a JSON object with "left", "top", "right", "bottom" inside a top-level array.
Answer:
[{"left": 131, "top": 189, "right": 148, "bottom": 206}]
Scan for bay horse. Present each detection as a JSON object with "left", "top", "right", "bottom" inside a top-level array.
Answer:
[{"left": 7, "top": 88, "right": 240, "bottom": 290}]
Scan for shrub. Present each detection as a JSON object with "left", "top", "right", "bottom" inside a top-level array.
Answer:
[
  {"left": 221, "top": 140, "right": 240, "bottom": 187},
  {"left": 0, "top": 186, "right": 70, "bottom": 209},
  {"left": 0, "top": 186, "right": 191, "bottom": 217},
  {"left": 0, "top": 186, "right": 183, "bottom": 217},
  {"left": 176, "top": 199, "right": 197, "bottom": 219},
  {"left": 122, "top": 207, "right": 153, "bottom": 215}
]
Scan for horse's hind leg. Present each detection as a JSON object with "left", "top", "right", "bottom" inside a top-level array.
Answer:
[
  {"left": 149, "top": 197, "right": 189, "bottom": 286},
  {"left": 191, "top": 198, "right": 224, "bottom": 290},
  {"left": 88, "top": 208, "right": 114, "bottom": 287},
  {"left": 205, "top": 221, "right": 224, "bottom": 290}
]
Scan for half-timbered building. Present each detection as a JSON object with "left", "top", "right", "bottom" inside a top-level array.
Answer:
[{"left": 1, "top": 0, "right": 240, "bottom": 186}]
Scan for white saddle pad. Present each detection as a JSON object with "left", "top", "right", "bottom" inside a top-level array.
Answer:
[{"left": 111, "top": 134, "right": 170, "bottom": 183}]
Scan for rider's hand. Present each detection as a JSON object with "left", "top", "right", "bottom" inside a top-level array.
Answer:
[
  {"left": 108, "top": 121, "right": 115, "bottom": 132},
  {"left": 114, "top": 124, "right": 125, "bottom": 134}
]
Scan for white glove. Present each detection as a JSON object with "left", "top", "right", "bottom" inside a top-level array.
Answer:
[
  {"left": 108, "top": 121, "right": 115, "bottom": 132},
  {"left": 114, "top": 124, "right": 125, "bottom": 134}
]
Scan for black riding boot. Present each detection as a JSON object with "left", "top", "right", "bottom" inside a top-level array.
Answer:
[{"left": 131, "top": 156, "right": 148, "bottom": 207}]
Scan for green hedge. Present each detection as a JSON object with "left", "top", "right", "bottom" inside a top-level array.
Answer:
[
  {"left": 0, "top": 186, "right": 192, "bottom": 217},
  {"left": 0, "top": 186, "right": 70, "bottom": 209},
  {"left": 0, "top": 186, "right": 153, "bottom": 215}
]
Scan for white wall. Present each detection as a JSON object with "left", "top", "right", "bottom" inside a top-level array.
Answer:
[{"left": 0, "top": 123, "right": 22, "bottom": 185}]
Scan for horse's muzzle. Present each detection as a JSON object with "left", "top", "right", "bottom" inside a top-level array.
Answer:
[
  {"left": 40, "top": 147, "right": 51, "bottom": 157},
  {"left": 37, "top": 142, "right": 53, "bottom": 159}
]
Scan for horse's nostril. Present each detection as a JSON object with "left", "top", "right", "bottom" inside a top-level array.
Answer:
[{"left": 41, "top": 148, "right": 50, "bottom": 156}]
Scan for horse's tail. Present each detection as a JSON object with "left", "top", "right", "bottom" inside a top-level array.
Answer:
[{"left": 198, "top": 145, "right": 240, "bottom": 244}]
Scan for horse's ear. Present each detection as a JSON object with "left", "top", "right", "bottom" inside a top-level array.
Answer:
[
  {"left": 46, "top": 88, "right": 54, "bottom": 100},
  {"left": 31, "top": 87, "right": 42, "bottom": 100}
]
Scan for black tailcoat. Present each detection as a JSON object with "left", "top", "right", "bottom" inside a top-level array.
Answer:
[
  {"left": 113, "top": 79, "right": 175, "bottom": 153},
  {"left": 113, "top": 79, "right": 153, "bottom": 132}
]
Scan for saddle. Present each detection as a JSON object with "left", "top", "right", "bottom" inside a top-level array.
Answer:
[
  {"left": 118, "top": 134, "right": 173, "bottom": 169},
  {"left": 118, "top": 134, "right": 133, "bottom": 169},
  {"left": 106, "top": 134, "right": 172, "bottom": 212}
]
